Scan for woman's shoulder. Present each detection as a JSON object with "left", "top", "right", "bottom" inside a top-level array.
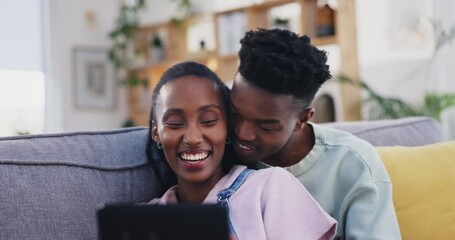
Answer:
[
  {"left": 247, "top": 166, "right": 297, "bottom": 185},
  {"left": 251, "top": 166, "right": 293, "bottom": 177},
  {"left": 230, "top": 164, "right": 291, "bottom": 178},
  {"left": 147, "top": 185, "right": 179, "bottom": 205},
  {"left": 224, "top": 165, "right": 300, "bottom": 193}
]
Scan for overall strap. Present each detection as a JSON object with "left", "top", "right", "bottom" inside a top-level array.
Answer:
[{"left": 217, "top": 168, "right": 254, "bottom": 239}]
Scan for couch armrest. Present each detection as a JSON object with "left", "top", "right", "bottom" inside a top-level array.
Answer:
[{"left": 0, "top": 127, "right": 160, "bottom": 240}]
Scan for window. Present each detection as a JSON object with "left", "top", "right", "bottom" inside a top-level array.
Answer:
[
  {"left": 0, "top": 71, "right": 45, "bottom": 136},
  {"left": 0, "top": 0, "right": 45, "bottom": 136}
]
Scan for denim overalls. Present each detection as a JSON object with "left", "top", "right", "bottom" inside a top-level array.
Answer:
[{"left": 217, "top": 168, "right": 254, "bottom": 239}]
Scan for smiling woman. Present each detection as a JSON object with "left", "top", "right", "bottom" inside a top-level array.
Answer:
[
  {"left": 144, "top": 61, "right": 337, "bottom": 240},
  {"left": 152, "top": 74, "right": 228, "bottom": 196}
]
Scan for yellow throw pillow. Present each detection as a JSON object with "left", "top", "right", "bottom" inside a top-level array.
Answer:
[{"left": 376, "top": 141, "right": 455, "bottom": 239}]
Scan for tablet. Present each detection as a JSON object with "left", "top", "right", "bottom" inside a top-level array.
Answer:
[{"left": 97, "top": 204, "right": 229, "bottom": 240}]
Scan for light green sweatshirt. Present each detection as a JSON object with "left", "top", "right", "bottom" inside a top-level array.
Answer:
[{"left": 255, "top": 123, "right": 401, "bottom": 239}]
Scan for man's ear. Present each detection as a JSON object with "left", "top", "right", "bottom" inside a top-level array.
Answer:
[
  {"left": 151, "top": 125, "right": 160, "bottom": 142},
  {"left": 295, "top": 108, "right": 315, "bottom": 130}
]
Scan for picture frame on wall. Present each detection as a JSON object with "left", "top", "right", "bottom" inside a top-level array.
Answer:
[{"left": 73, "top": 47, "right": 116, "bottom": 110}]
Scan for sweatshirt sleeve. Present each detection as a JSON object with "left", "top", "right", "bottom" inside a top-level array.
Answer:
[
  {"left": 338, "top": 144, "right": 402, "bottom": 240},
  {"left": 343, "top": 177, "right": 402, "bottom": 239},
  {"left": 260, "top": 168, "right": 337, "bottom": 240}
]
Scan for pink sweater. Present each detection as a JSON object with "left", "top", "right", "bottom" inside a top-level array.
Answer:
[{"left": 150, "top": 165, "right": 337, "bottom": 239}]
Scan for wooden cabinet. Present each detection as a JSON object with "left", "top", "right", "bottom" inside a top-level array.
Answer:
[
  {"left": 128, "top": 0, "right": 359, "bottom": 125},
  {"left": 214, "top": 0, "right": 338, "bottom": 81}
]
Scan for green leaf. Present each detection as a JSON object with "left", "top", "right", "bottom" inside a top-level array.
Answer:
[
  {"left": 107, "top": 0, "right": 148, "bottom": 85},
  {"left": 337, "top": 75, "right": 455, "bottom": 121}
]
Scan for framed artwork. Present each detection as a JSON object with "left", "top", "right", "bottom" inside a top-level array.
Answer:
[{"left": 73, "top": 47, "right": 116, "bottom": 109}]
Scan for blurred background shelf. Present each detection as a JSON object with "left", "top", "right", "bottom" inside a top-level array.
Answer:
[{"left": 127, "top": 0, "right": 358, "bottom": 124}]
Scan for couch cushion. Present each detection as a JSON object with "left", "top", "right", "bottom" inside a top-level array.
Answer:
[
  {"left": 0, "top": 127, "right": 162, "bottom": 240},
  {"left": 376, "top": 141, "right": 455, "bottom": 239},
  {"left": 321, "top": 117, "right": 443, "bottom": 146}
]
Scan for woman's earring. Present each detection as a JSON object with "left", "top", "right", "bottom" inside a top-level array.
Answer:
[
  {"left": 156, "top": 142, "right": 163, "bottom": 149},
  {"left": 225, "top": 137, "right": 231, "bottom": 145}
]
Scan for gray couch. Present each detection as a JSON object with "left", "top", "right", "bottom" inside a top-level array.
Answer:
[{"left": 0, "top": 117, "right": 443, "bottom": 240}]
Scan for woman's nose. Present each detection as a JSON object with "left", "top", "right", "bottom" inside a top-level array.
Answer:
[{"left": 183, "top": 124, "right": 203, "bottom": 145}]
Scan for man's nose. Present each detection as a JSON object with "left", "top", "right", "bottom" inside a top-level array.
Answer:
[
  {"left": 235, "top": 119, "right": 256, "bottom": 142},
  {"left": 183, "top": 124, "right": 203, "bottom": 145}
]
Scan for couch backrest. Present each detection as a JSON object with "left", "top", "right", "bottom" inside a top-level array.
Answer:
[
  {"left": 320, "top": 116, "right": 444, "bottom": 146},
  {"left": 0, "top": 127, "right": 163, "bottom": 240},
  {"left": 0, "top": 117, "right": 444, "bottom": 239}
]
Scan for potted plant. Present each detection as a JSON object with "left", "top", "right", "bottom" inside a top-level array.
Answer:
[
  {"left": 108, "top": 0, "right": 147, "bottom": 86},
  {"left": 273, "top": 17, "right": 290, "bottom": 30},
  {"left": 338, "top": 76, "right": 455, "bottom": 121},
  {"left": 149, "top": 33, "right": 165, "bottom": 63}
]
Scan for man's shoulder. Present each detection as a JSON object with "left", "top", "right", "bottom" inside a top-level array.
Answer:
[
  {"left": 311, "top": 123, "right": 390, "bottom": 182},
  {"left": 313, "top": 123, "right": 376, "bottom": 157},
  {"left": 313, "top": 123, "right": 367, "bottom": 144}
]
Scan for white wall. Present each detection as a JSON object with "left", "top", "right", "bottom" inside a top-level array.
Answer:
[
  {"left": 433, "top": 0, "right": 455, "bottom": 139},
  {"left": 139, "top": 0, "right": 257, "bottom": 25},
  {"left": 47, "top": 0, "right": 128, "bottom": 132},
  {"left": 356, "top": 0, "right": 455, "bottom": 139},
  {"left": 356, "top": 0, "right": 435, "bottom": 104},
  {"left": 44, "top": 0, "right": 280, "bottom": 132},
  {"left": 46, "top": 0, "right": 455, "bottom": 136},
  {"left": 45, "top": 0, "right": 262, "bottom": 133}
]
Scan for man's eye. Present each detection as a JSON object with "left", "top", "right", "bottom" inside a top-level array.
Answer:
[{"left": 260, "top": 124, "right": 280, "bottom": 132}]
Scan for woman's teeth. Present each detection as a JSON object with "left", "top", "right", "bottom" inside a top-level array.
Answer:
[{"left": 180, "top": 152, "right": 209, "bottom": 161}]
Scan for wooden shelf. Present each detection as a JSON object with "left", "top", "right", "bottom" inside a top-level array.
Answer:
[
  {"left": 127, "top": 0, "right": 359, "bottom": 124},
  {"left": 127, "top": 60, "right": 173, "bottom": 72},
  {"left": 312, "top": 35, "right": 337, "bottom": 46},
  {"left": 218, "top": 53, "right": 238, "bottom": 61},
  {"left": 249, "top": 0, "right": 296, "bottom": 10}
]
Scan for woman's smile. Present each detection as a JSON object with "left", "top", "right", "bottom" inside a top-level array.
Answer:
[
  {"left": 178, "top": 150, "right": 211, "bottom": 170},
  {"left": 179, "top": 150, "right": 210, "bottom": 161}
]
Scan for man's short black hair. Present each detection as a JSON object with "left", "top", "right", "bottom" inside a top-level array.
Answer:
[{"left": 238, "top": 28, "right": 331, "bottom": 111}]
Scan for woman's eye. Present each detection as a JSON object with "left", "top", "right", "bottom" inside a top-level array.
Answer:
[
  {"left": 200, "top": 119, "right": 218, "bottom": 126},
  {"left": 164, "top": 122, "right": 185, "bottom": 128}
]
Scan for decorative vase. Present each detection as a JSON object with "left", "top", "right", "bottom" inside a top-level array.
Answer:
[{"left": 149, "top": 47, "right": 164, "bottom": 63}]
